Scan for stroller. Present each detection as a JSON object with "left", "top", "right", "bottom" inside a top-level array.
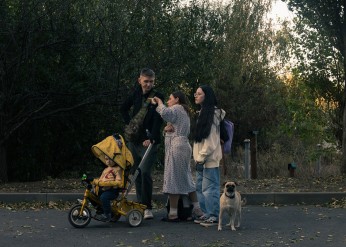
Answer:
[{"left": 68, "top": 133, "right": 152, "bottom": 228}]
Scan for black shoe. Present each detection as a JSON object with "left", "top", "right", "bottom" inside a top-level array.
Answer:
[
  {"left": 95, "top": 206, "right": 103, "bottom": 215},
  {"left": 94, "top": 214, "right": 111, "bottom": 222}
]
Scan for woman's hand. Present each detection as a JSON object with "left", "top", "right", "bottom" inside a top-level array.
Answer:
[
  {"left": 164, "top": 123, "right": 174, "bottom": 133},
  {"left": 151, "top": 96, "right": 163, "bottom": 105}
]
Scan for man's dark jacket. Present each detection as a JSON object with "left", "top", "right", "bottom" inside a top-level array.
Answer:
[{"left": 120, "top": 87, "right": 164, "bottom": 144}]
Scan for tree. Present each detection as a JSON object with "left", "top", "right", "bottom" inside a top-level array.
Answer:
[
  {"left": 1, "top": 0, "right": 329, "bottom": 181},
  {"left": 211, "top": 0, "right": 287, "bottom": 144},
  {"left": 283, "top": 0, "right": 346, "bottom": 173},
  {"left": 0, "top": 0, "right": 126, "bottom": 182},
  {"left": 0, "top": 0, "right": 223, "bottom": 182}
]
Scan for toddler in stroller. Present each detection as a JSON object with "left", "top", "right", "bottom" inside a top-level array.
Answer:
[
  {"left": 68, "top": 133, "right": 147, "bottom": 228},
  {"left": 89, "top": 153, "right": 123, "bottom": 222}
]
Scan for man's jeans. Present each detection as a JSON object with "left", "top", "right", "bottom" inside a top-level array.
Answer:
[
  {"left": 128, "top": 142, "right": 158, "bottom": 209},
  {"left": 196, "top": 167, "right": 220, "bottom": 218}
]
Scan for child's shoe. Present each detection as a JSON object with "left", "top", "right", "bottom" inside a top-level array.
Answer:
[{"left": 94, "top": 213, "right": 111, "bottom": 222}]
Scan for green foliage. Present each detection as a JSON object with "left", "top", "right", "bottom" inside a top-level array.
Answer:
[
  {"left": 0, "top": 0, "right": 341, "bottom": 181},
  {"left": 283, "top": 0, "right": 346, "bottom": 173},
  {"left": 212, "top": 0, "right": 286, "bottom": 147}
]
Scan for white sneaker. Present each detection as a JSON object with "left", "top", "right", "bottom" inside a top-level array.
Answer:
[
  {"left": 194, "top": 215, "right": 208, "bottom": 224},
  {"left": 200, "top": 216, "right": 218, "bottom": 227},
  {"left": 144, "top": 209, "right": 154, "bottom": 220}
]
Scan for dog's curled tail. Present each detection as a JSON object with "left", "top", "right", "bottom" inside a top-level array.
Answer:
[{"left": 241, "top": 197, "right": 247, "bottom": 206}]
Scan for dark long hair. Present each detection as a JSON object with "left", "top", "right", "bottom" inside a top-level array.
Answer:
[
  {"left": 172, "top": 91, "right": 190, "bottom": 115},
  {"left": 194, "top": 85, "right": 218, "bottom": 142}
]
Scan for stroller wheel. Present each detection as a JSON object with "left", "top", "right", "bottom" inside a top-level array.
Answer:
[
  {"left": 126, "top": 209, "right": 143, "bottom": 227},
  {"left": 68, "top": 204, "right": 91, "bottom": 228}
]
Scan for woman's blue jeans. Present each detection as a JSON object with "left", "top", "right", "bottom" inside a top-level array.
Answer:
[{"left": 196, "top": 167, "right": 220, "bottom": 218}]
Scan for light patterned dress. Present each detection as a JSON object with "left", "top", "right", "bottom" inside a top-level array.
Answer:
[{"left": 156, "top": 104, "right": 195, "bottom": 194}]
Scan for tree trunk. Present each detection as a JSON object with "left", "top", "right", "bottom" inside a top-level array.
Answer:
[
  {"left": 342, "top": 99, "right": 346, "bottom": 174},
  {"left": 0, "top": 143, "right": 8, "bottom": 182},
  {"left": 343, "top": 65, "right": 346, "bottom": 174},
  {"left": 342, "top": 0, "right": 346, "bottom": 175}
]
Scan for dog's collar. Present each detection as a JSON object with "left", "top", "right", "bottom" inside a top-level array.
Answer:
[{"left": 225, "top": 193, "right": 235, "bottom": 199}]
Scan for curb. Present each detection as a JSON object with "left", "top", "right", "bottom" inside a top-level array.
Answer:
[
  {"left": 241, "top": 192, "right": 346, "bottom": 205},
  {"left": 0, "top": 192, "right": 345, "bottom": 205}
]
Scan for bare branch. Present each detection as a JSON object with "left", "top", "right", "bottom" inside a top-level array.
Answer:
[
  {"left": 31, "top": 96, "right": 96, "bottom": 120},
  {"left": 1, "top": 100, "right": 51, "bottom": 145}
]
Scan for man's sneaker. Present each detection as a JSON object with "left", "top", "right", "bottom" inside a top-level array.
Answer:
[
  {"left": 200, "top": 216, "right": 218, "bottom": 227},
  {"left": 194, "top": 215, "right": 208, "bottom": 224},
  {"left": 192, "top": 207, "right": 204, "bottom": 218},
  {"left": 144, "top": 209, "right": 154, "bottom": 220}
]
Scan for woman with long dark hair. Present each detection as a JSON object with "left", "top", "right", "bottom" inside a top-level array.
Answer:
[{"left": 193, "top": 85, "right": 225, "bottom": 227}]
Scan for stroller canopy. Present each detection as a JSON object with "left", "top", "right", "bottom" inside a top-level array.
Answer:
[{"left": 91, "top": 134, "right": 134, "bottom": 170}]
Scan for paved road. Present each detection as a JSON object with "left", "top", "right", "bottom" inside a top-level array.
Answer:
[{"left": 0, "top": 206, "right": 345, "bottom": 247}]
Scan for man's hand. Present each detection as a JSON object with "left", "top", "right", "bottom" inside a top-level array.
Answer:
[{"left": 143, "top": 139, "right": 151, "bottom": 147}]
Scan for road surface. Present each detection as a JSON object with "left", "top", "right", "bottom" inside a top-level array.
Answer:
[{"left": 0, "top": 205, "right": 345, "bottom": 247}]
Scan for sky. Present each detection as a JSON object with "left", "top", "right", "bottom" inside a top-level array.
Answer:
[
  {"left": 180, "top": 0, "right": 294, "bottom": 21},
  {"left": 269, "top": 0, "right": 294, "bottom": 21},
  {"left": 179, "top": 0, "right": 295, "bottom": 30}
]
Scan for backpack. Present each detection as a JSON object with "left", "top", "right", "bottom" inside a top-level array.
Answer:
[
  {"left": 124, "top": 91, "right": 155, "bottom": 143},
  {"left": 220, "top": 118, "right": 234, "bottom": 154}
]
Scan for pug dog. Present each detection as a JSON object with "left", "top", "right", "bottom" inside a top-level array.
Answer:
[{"left": 218, "top": 181, "right": 244, "bottom": 231}]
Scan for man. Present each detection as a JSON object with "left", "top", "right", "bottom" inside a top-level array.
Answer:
[{"left": 120, "top": 68, "right": 164, "bottom": 219}]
